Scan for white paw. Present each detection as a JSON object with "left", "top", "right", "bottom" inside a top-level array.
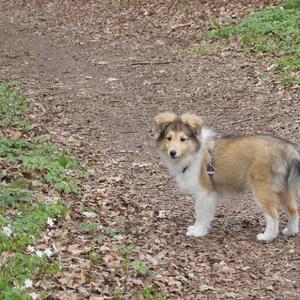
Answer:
[
  {"left": 282, "top": 227, "right": 299, "bottom": 236},
  {"left": 188, "top": 223, "right": 211, "bottom": 232},
  {"left": 186, "top": 225, "right": 209, "bottom": 237},
  {"left": 256, "top": 232, "right": 276, "bottom": 242},
  {"left": 187, "top": 225, "right": 196, "bottom": 231}
]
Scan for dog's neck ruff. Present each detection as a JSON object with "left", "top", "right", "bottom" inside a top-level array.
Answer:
[{"left": 179, "top": 150, "right": 216, "bottom": 177}]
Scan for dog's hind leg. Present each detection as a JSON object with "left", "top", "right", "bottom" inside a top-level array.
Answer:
[
  {"left": 253, "top": 185, "right": 280, "bottom": 241},
  {"left": 280, "top": 190, "right": 299, "bottom": 236},
  {"left": 186, "top": 190, "right": 217, "bottom": 237}
]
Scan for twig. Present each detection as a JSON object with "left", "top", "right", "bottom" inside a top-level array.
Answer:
[
  {"left": 131, "top": 61, "right": 177, "bottom": 66},
  {"left": 123, "top": 269, "right": 130, "bottom": 300},
  {"left": 38, "top": 260, "right": 52, "bottom": 287},
  {"left": 210, "top": 98, "right": 237, "bottom": 109},
  {"left": 211, "top": 99, "right": 221, "bottom": 107},
  {"left": 289, "top": 257, "right": 300, "bottom": 261},
  {"left": 168, "top": 22, "right": 192, "bottom": 33},
  {"left": 122, "top": 256, "right": 131, "bottom": 300},
  {"left": 230, "top": 118, "right": 252, "bottom": 125},
  {"left": 120, "top": 131, "right": 137, "bottom": 134},
  {"left": 107, "top": 150, "right": 136, "bottom": 154}
]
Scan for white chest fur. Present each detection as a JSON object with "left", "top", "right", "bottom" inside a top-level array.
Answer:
[
  {"left": 175, "top": 155, "right": 202, "bottom": 195},
  {"left": 161, "top": 151, "right": 204, "bottom": 196}
]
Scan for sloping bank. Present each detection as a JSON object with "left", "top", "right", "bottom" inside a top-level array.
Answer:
[{"left": 0, "top": 83, "right": 87, "bottom": 299}]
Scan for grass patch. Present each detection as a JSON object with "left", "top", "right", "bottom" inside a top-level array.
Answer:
[
  {"left": 89, "top": 251, "right": 102, "bottom": 265},
  {"left": 0, "top": 83, "right": 29, "bottom": 130},
  {"left": 0, "top": 83, "right": 84, "bottom": 298},
  {"left": 138, "top": 286, "right": 165, "bottom": 300},
  {"left": 132, "top": 260, "right": 151, "bottom": 277},
  {"left": 199, "top": 0, "right": 300, "bottom": 85},
  {"left": 104, "top": 227, "right": 126, "bottom": 239},
  {"left": 118, "top": 244, "right": 136, "bottom": 272},
  {"left": 79, "top": 222, "right": 100, "bottom": 233},
  {"left": 1, "top": 202, "right": 68, "bottom": 253},
  {"left": 118, "top": 244, "right": 135, "bottom": 257},
  {"left": 0, "top": 137, "right": 80, "bottom": 194},
  {"left": 117, "top": 243, "right": 165, "bottom": 299},
  {"left": 177, "top": 46, "right": 215, "bottom": 57},
  {"left": 0, "top": 252, "right": 61, "bottom": 299}
]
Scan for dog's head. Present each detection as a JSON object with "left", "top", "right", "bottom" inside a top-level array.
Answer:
[{"left": 154, "top": 112, "right": 203, "bottom": 160}]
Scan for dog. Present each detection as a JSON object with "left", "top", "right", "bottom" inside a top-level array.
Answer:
[{"left": 154, "top": 112, "right": 300, "bottom": 241}]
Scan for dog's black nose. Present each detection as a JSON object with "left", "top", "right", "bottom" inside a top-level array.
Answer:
[{"left": 170, "top": 150, "right": 176, "bottom": 158}]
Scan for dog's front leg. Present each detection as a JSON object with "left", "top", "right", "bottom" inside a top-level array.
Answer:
[{"left": 186, "top": 191, "right": 217, "bottom": 237}]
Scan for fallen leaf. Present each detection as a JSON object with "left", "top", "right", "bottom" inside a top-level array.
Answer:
[
  {"left": 82, "top": 211, "right": 98, "bottom": 219},
  {"left": 54, "top": 290, "right": 78, "bottom": 300},
  {"left": 9, "top": 130, "right": 22, "bottom": 140}
]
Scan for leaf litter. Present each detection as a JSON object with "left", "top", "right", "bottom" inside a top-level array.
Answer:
[{"left": 0, "top": 0, "right": 299, "bottom": 299}]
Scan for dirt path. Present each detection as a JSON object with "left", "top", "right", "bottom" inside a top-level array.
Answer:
[{"left": 1, "top": 1, "right": 299, "bottom": 299}]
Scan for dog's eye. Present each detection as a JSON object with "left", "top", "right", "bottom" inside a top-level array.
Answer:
[
  {"left": 167, "top": 137, "right": 172, "bottom": 141},
  {"left": 180, "top": 137, "right": 187, "bottom": 142}
]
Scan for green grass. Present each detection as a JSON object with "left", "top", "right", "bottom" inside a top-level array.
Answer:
[
  {"left": 0, "top": 137, "right": 80, "bottom": 194},
  {"left": 104, "top": 227, "right": 126, "bottom": 239},
  {"left": 0, "top": 83, "right": 29, "bottom": 130},
  {"left": 1, "top": 250, "right": 61, "bottom": 299},
  {"left": 1, "top": 202, "right": 68, "bottom": 252},
  {"left": 132, "top": 260, "right": 151, "bottom": 277},
  {"left": 199, "top": 0, "right": 300, "bottom": 85},
  {"left": 0, "top": 83, "right": 83, "bottom": 298},
  {"left": 89, "top": 251, "right": 102, "bottom": 265},
  {"left": 140, "top": 286, "right": 165, "bottom": 300},
  {"left": 78, "top": 222, "right": 100, "bottom": 233},
  {"left": 118, "top": 244, "right": 135, "bottom": 257},
  {"left": 177, "top": 46, "right": 215, "bottom": 57}
]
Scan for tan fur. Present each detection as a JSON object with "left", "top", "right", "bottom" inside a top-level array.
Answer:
[
  {"left": 154, "top": 113, "right": 201, "bottom": 159},
  {"left": 206, "top": 136, "right": 298, "bottom": 218},
  {"left": 154, "top": 112, "right": 177, "bottom": 128},
  {"left": 158, "top": 129, "right": 199, "bottom": 159},
  {"left": 197, "top": 135, "right": 299, "bottom": 241},
  {"left": 155, "top": 112, "right": 300, "bottom": 240},
  {"left": 280, "top": 190, "right": 298, "bottom": 221},
  {"left": 180, "top": 114, "right": 203, "bottom": 135}
]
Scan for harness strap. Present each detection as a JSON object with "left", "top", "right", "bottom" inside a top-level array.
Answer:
[{"left": 182, "top": 165, "right": 189, "bottom": 173}]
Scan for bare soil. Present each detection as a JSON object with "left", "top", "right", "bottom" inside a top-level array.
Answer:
[{"left": 0, "top": 1, "right": 299, "bottom": 299}]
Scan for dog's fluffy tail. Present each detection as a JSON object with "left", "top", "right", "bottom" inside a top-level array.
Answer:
[{"left": 288, "top": 158, "right": 300, "bottom": 199}]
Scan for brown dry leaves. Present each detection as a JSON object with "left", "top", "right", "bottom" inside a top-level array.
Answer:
[
  {"left": 2, "top": 0, "right": 282, "bottom": 47},
  {"left": 1, "top": 0, "right": 299, "bottom": 299}
]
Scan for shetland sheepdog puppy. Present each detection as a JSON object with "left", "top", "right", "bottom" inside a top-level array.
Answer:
[{"left": 154, "top": 112, "right": 300, "bottom": 241}]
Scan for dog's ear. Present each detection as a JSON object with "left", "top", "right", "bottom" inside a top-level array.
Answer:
[
  {"left": 154, "top": 112, "right": 176, "bottom": 137},
  {"left": 154, "top": 112, "right": 177, "bottom": 126},
  {"left": 181, "top": 113, "right": 203, "bottom": 136}
]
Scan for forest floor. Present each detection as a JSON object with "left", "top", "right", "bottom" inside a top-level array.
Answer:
[{"left": 0, "top": 0, "right": 299, "bottom": 299}]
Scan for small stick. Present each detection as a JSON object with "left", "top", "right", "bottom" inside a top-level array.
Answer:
[
  {"left": 230, "top": 118, "right": 252, "bottom": 125},
  {"left": 168, "top": 22, "right": 192, "bottom": 32},
  {"left": 211, "top": 100, "right": 221, "bottom": 107},
  {"left": 131, "top": 61, "right": 177, "bottom": 66},
  {"left": 289, "top": 257, "right": 300, "bottom": 261},
  {"left": 37, "top": 260, "right": 52, "bottom": 287},
  {"left": 121, "top": 131, "right": 137, "bottom": 134}
]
